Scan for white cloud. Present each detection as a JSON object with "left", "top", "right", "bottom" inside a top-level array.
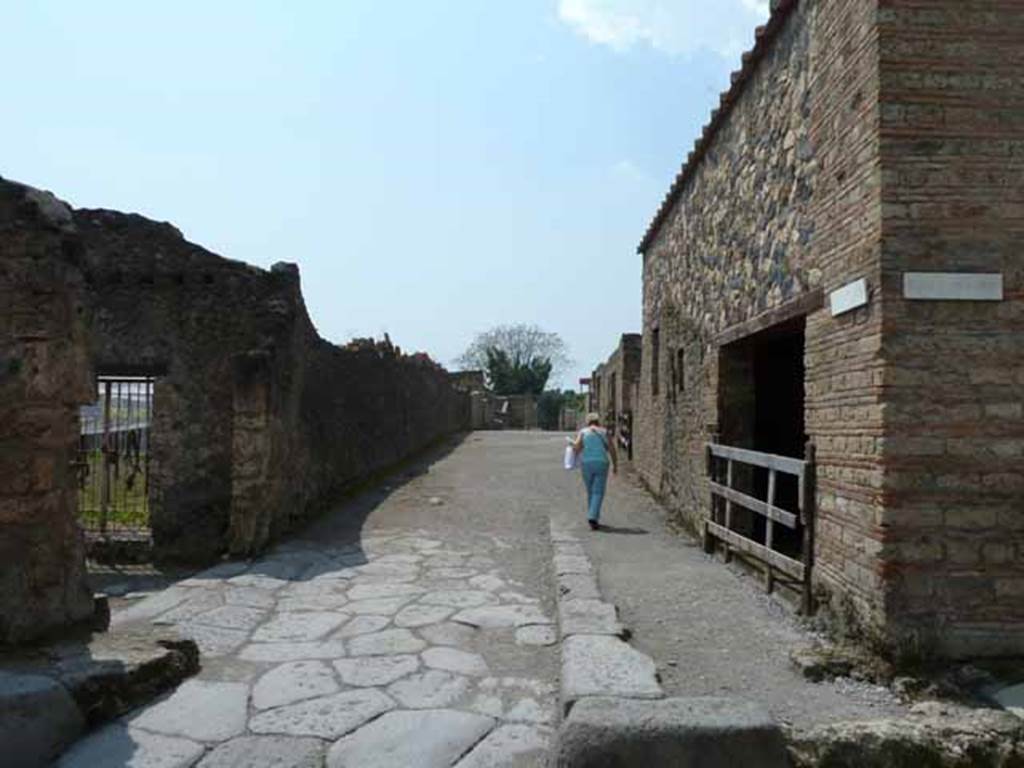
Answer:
[{"left": 557, "top": 0, "right": 770, "bottom": 58}]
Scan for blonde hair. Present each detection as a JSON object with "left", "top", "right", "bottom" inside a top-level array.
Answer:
[{"left": 586, "top": 412, "right": 601, "bottom": 426}]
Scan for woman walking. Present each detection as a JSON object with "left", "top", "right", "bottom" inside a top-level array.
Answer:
[{"left": 573, "top": 413, "right": 618, "bottom": 530}]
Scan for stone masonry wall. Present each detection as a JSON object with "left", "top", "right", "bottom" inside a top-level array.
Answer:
[
  {"left": 591, "top": 334, "right": 641, "bottom": 461},
  {"left": 637, "top": 0, "right": 1024, "bottom": 655},
  {"left": 71, "top": 203, "right": 468, "bottom": 562},
  {"left": 0, "top": 180, "right": 95, "bottom": 643},
  {"left": 637, "top": 0, "right": 892, "bottom": 632},
  {"left": 77, "top": 212, "right": 306, "bottom": 562},
  {"left": 875, "top": 1, "right": 1024, "bottom": 656}
]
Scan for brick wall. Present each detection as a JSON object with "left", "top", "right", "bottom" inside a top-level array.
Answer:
[
  {"left": 635, "top": 0, "right": 1024, "bottom": 655},
  {"left": 0, "top": 180, "right": 95, "bottom": 643},
  {"left": 875, "top": 0, "right": 1024, "bottom": 655}
]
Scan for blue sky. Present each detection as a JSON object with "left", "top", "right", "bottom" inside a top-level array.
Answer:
[{"left": 3, "top": 0, "right": 767, "bottom": 388}]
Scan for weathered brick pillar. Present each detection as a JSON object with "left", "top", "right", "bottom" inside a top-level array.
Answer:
[{"left": 0, "top": 180, "right": 95, "bottom": 644}]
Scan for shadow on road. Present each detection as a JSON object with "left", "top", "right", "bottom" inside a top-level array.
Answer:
[{"left": 596, "top": 524, "right": 649, "bottom": 535}]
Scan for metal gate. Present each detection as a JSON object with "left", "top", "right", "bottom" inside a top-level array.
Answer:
[{"left": 76, "top": 376, "right": 154, "bottom": 539}]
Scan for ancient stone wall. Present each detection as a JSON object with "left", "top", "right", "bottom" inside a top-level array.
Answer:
[
  {"left": 636, "top": 0, "right": 890, "bottom": 627},
  {"left": 71, "top": 205, "right": 469, "bottom": 562},
  {"left": 591, "top": 334, "right": 641, "bottom": 460},
  {"left": 875, "top": 1, "right": 1024, "bottom": 655},
  {"left": 0, "top": 180, "right": 95, "bottom": 643}
]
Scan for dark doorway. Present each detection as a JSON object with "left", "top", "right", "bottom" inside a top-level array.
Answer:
[{"left": 717, "top": 317, "right": 806, "bottom": 556}]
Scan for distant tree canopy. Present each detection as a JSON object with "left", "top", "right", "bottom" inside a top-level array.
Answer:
[{"left": 455, "top": 324, "right": 570, "bottom": 396}]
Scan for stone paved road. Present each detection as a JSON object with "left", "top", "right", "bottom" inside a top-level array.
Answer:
[{"left": 60, "top": 434, "right": 563, "bottom": 768}]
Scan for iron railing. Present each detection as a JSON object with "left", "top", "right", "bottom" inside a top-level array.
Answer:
[{"left": 76, "top": 376, "right": 154, "bottom": 540}]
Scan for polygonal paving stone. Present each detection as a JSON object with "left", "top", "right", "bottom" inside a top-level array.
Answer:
[
  {"left": 505, "top": 697, "right": 551, "bottom": 724},
  {"left": 192, "top": 605, "right": 267, "bottom": 632},
  {"left": 394, "top": 604, "right": 455, "bottom": 628},
  {"left": 111, "top": 586, "right": 193, "bottom": 627},
  {"left": 333, "top": 655, "right": 420, "bottom": 686},
  {"left": 469, "top": 574, "right": 505, "bottom": 592},
  {"left": 470, "top": 692, "right": 505, "bottom": 718},
  {"left": 515, "top": 625, "right": 558, "bottom": 647},
  {"left": 354, "top": 563, "right": 420, "bottom": 580},
  {"left": 228, "top": 573, "right": 290, "bottom": 590},
  {"left": 405, "top": 537, "right": 443, "bottom": 550},
  {"left": 249, "top": 689, "right": 395, "bottom": 739},
  {"left": 387, "top": 670, "right": 472, "bottom": 708},
  {"left": 253, "top": 612, "right": 347, "bottom": 642},
  {"left": 252, "top": 661, "right": 340, "bottom": 710},
  {"left": 58, "top": 723, "right": 204, "bottom": 768},
  {"left": 558, "top": 599, "right": 624, "bottom": 637},
  {"left": 419, "top": 590, "right": 495, "bottom": 609},
  {"left": 332, "top": 615, "right": 390, "bottom": 638},
  {"left": 347, "top": 583, "right": 424, "bottom": 601},
  {"left": 152, "top": 590, "right": 225, "bottom": 624},
  {"left": 277, "top": 597, "right": 350, "bottom": 613},
  {"left": 179, "top": 561, "right": 251, "bottom": 587},
  {"left": 239, "top": 641, "right": 347, "bottom": 663},
  {"left": 129, "top": 680, "right": 249, "bottom": 742},
  {"left": 498, "top": 591, "right": 540, "bottom": 604},
  {"left": 175, "top": 623, "right": 249, "bottom": 657},
  {"left": 327, "top": 709, "right": 495, "bottom": 768},
  {"left": 418, "top": 622, "right": 478, "bottom": 646},
  {"left": 426, "top": 567, "right": 478, "bottom": 579},
  {"left": 348, "top": 628, "right": 426, "bottom": 656},
  {"left": 196, "top": 735, "right": 325, "bottom": 767},
  {"left": 225, "top": 586, "right": 278, "bottom": 609},
  {"left": 422, "top": 647, "right": 490, "bottom": 676},
  {"left": 345, "top": 597, "right": 414, "bottom": 615},
  {"left": 452, "top": 605, "right": 551, "bottom": 629},
  {"left": 373, "top": 554, "right": 422, "bottom": 564},
  {"left": 454, "top": 724, "right": 551, "bottom": 768}
]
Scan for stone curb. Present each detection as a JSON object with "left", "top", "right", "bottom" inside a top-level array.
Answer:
[
  {"left": 551, "top": 696, "right": 791, "bottom": 768},
  {"left": 547, "top": 519, "right": 790, "bottom": 767},
  {"left": 548, "top": 519, "right": 664, "bottom": 716}
]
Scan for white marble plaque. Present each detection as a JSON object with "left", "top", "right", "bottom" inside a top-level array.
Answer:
[
  {"left": 903, "top": 272, "right": 1003, "bottom": 301},
  {"left": 829, "top": 278, "right": 868, "bottom": 317}
]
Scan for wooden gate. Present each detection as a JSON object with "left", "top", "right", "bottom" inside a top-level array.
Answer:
[{"left": 703, "top": 442, "right": 816, "bottom": 614}]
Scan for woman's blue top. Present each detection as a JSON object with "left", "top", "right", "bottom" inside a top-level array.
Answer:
[{"left": 580, "top": 428, "right": 610, "bottom": 466}]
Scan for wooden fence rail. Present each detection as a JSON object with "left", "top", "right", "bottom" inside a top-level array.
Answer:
[{"left": 703, "top": 442, "right": 816, "bottom": 614}]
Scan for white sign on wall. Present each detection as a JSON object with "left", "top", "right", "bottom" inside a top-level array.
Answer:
[
  {"left": 829, "top": 278, "right": 868, "bottom": 317},
  {"left": 903, "top": 273, "right": 1003, "bottom": 301}
]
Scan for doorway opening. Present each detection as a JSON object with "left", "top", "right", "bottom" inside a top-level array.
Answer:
[
  {"left": 76, "top": 375, "right": 155, "bottom": 545},
  {"left": 716, "top": 316, "right": 806, "bottom": 558}
]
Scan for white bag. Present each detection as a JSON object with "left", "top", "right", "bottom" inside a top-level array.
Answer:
[{"left": 563, "top": 439, "right": 578, "bottom": 471}]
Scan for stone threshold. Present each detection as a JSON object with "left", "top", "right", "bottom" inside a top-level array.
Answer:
[{"left": 0, "top": 625, "right": 199, "bottom": 767}]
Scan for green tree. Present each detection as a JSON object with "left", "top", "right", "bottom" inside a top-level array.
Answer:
[
  {"left": 455, "top": 324, "right": 570, "bottom": 395},
  {"left": 538, "top": 389, "right": 585, "bottom": 431}
]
